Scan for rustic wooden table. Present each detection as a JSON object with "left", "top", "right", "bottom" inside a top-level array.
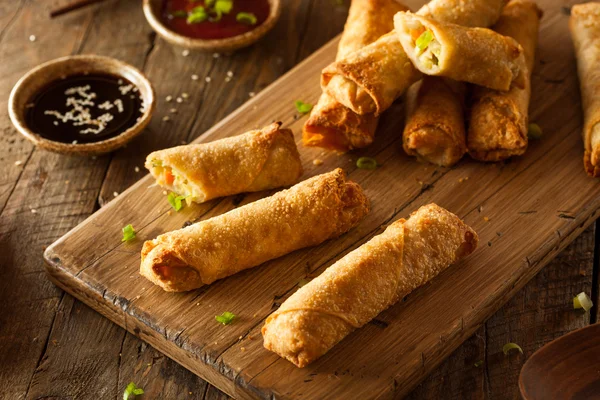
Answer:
[{"left": 1, "top": 0, "right": 598, "bottom": 399}]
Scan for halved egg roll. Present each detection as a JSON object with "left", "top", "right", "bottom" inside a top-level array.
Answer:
[
  {"left": 395, "top": 12, "right": 525, "bottom": 91},
  {"left": 140, "top": 169, "right": 369, "bottom": 292},
  {"left": 403, "top": 77, "right": 467, "bottom": 167},
  {"left": 468, "top": 1, "right": 542, "bottom": 162},
  {"left": 321, "top": 0, "right": 508, "bottom": 116},
  {"left": 570, "top": 3, "right": 600, "bottom": 177},
  {"left": 303, "top": 0, "right": 406, "bottom": 151},
  {"left": 262, "top": 203, "right": 478, "bottom": 368},
  {"left": 145, "top": 122, "right": 302, "bottom": 203}
]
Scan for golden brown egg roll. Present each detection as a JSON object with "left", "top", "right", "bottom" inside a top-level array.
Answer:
[
  {"left": 468, "top": 1, "right": 542, "bottom": 162},
  {"left": 395, "top": 12, "right": 525, "bottom": 91},
  {"left": 145, "top": 123, "right": 302, "bottom": 204},
  {"left": 403, "top": 77, "right": 467, "bottom": 167},
  {"left": 570, "top": 3, "right": 600, "bottom": 177},
  {"left": 321, "top": 0, "right": 508, "bottom": 116},
  {"left": 303, "top": 0, "right": 406, "bottom": 151},
  {"left": 140, "top": 169, "right": 369, "bottom": 292},
  {"left": 262, "top": 203, "right": 478, "bottom": 368}
]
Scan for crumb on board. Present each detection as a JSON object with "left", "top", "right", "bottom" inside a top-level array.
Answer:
[
  {"left": 313, "top": 159, "right": 323, "bottom": 166},
  {"left": 213, "top": 53, "right": 220, "bottom": 58},
  {"left": 65, "top": 180, "right": 70, "bottom": 184},
  {"left": 458, "top": 177, "right": 469, "bottom": 183},
  {"left": 249, "top": 92, "right": 255, "bottom": 97},
  {"left": 483, "top": 216, "right": 490, "bottom": 222},
  {"left": 14, "top": 160, "right": 23, "bottom": 166},
  {"left": 182, "top": 49, "right": 190, "bottom": 57},
  {"left": 134, "top": 166, "right": 140, "bottom": 172},
  {"left": 241, "top": 347, "right": 246, "bottom": 352}
]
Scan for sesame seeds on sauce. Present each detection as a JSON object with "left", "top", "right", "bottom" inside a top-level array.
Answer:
[{"left": 25, "top": 73, "right": 144, "bottom": 144}]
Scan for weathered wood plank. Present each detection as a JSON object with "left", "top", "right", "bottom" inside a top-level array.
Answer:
[{"left": 0, "top": 2, "right": 100, "bottom": 398}]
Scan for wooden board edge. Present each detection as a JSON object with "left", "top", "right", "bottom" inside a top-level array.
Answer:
[{"left": 42, "top": 253, "right": 263, "bottom": 400}]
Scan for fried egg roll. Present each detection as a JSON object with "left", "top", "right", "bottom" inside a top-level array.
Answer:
[
  {"left": 570, "top": 3, "right": 600, "bottom": 177},
  {"left": 145, "top": 123, "right": 302, "bottom": 204},
  {"left": 303, "top": 0, "right": 406, "bottom": 151},
  {"left": 262, "top": 203, "right": 478, "bottom": 367},
  {"left": 395, "top": 12, "right": 525, "bottom": 91},
  {"left": 403, "top": 77, "right": 467, "bottom": 167},
  {"left": 468, "top": 1, "right": 542, "bottom": 162},
  {"left": 140, "top": 169, "right": 369, "bottom": 292},
  {"left": 321, "top": 0, "right": 508, "bottom": 116}
]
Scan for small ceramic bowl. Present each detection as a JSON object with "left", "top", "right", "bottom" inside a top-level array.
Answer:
[
  {"left": 8, "top": 55, "right": 155, "bottom": 156},
  {"left": 143, "top": 0, "right": 281, "bottom": 53}
]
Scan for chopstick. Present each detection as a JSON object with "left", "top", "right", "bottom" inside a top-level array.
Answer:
[{"left": 49, "top": 0, "right": 107, "bottom": 18}]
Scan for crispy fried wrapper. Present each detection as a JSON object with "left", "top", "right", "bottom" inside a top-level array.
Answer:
[
  {"left": 262, "top": 203, "right": 478, "bottom": 368},
  {"left": 303, "top": 0, "right": 405, "bottom": 151},
  {"left": 570, "top": 3, "right": 600, "bottom": 176},
  {"left": 145, "top": 123, "right": 303, "bottom": 203},
  {"left": 468, "top": 1, "right": 542, "bottom": 162},
  {"left": 140, "top": 169, "right": 370, "bottom": 292},
  {"left": 403, "top": 77, "right": 467, "bottom": 166},
  {"left": 320, "top": 0, "right": 508, "bottom": 116},
  {"left": 395, "top": 12, "right": 525, "bottom": 91}
]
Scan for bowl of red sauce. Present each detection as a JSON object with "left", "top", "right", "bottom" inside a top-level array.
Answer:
[{"left": 143, "top": 0, "right": 281, "bottom": 53}]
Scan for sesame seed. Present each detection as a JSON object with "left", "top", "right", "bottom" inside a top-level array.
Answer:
[
  {"left": 205, "top": 76, "right": 212, "bottom": 83},
  {"left": 165, "top": 95, "right": 173, "bottom": 102},
  {"left": 182, "top": 49, "right": 190, "bottom": 57},
  {"left": 181, "top": 92, "right": 189, "bottom": 98},
  {"left": 53, "top": 121, "right": 59, "bottom": 126},
  {"left": 225, "top": 76, "right": 231, "bottom": 82},
  {"left": 191, "top": 74, "right": 199, "bottom": 81},
  {"left": 14, "top": 160, "right": 23, "bottom": 166},
  {"left": 170, "top": 108, "right": 178, "bottom": 113},
  {"left": 29, "top": 35, "right": 36, "bottom": 42},
  {"left": 249, "top": 92, "right": 255, "bottom": 97},
  {"left": 30, "top": 208, "right": 37, "bottom": 214},
  {"left": 72, "top": 140, "right": 78, "bottom": 144},
  {"left": 162, "top": 116, "right": 170, "bottom": 122},
  {"left": 162, "top": 191, "right": 168, "bottom": 195},
  {"left": 227, "top": 71, "right": 233, "bottom": 77},
  {"left": 176, "top": 97, "right": 182, "bottom": 103},
  {"left": 113, "top": 192, "right": 118, "bottom": 197},
  {"left": 134, "top": 166, "right": 140, "bottom": 172},
  {"left": 213, "top": 53, "right": 220, "bottom": 58}
]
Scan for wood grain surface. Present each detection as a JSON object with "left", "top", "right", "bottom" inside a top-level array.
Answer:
[{"left": 1, "top": 0, "right": 598, "bottom": 399}]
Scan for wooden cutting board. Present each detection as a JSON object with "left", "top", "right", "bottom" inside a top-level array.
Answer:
[{"left": 43, "top": 0, "right": 600, "bottom": 398}]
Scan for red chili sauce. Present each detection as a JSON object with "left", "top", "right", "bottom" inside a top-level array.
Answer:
[{"left": 162, "top": 0, "right": 270, "bottom": 40}]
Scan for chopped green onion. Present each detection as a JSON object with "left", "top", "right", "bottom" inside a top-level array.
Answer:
[
  {"left": 502, "top": 342, "right": 523, "bottom": 355},
  {"left": 573, "top": 292, "right": 593, "bottom": 312},
  {"left": 294, "top": 100, "right": 313, "bottom": 114},
  {"left": 236, "top": 12, "right": 257, "bottom": 25},
  {"left": 416, "top": 30, "right": 434, "bottom": 52},
  {"left": 528, "top": 123, "right": 542, "bottom": 139},
  {"left": 151, "top": 159, "right": 162, "bottom": 168},
  {"left": 356, "top": 156, "right": 378, "bottom": 170},
  {"left": 167, "top": 192, "right": 188, "bottom": 212},
  {"left": 123, "top": 382, "right": 144, "bottom": 400},
  {"left": 215, "top": 311, "right": 236, "bottom": 325},
  {"left": 122, "top": 224, "right": 136, "bottom": 242},
  {"left": 187, "top": 6, "right": 208, "bottom": 24},
  {"left": 170, "top": 10, "right": 188, "bottom": 18},
  {"left": 474, "top": 360, "right": 483, "bottom": 367},
  {"left": 215, "top": 0, "right": 233, "bottom": 14},
  {"left": 205, "top": 0, "right": 216, "bottom": 6}
]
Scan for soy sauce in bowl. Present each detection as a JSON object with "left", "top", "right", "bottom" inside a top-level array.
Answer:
[{"left": 25, "top": 74, "right": 144, "bottom": 145}]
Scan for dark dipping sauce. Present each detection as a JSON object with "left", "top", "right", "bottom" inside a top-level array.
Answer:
[
  {"left": 162, "top": 0, "right": 270, "bottom": 40},
  {"left": 25, "top": 74, "right": 143, "bottom": 144}
]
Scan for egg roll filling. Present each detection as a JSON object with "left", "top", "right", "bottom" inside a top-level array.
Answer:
[
  {"left": 409, "top": 23, "right": 442, "bottom": 71},
  {"left": 149, "top": 159, "right": 198, "bottom": 203}
]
